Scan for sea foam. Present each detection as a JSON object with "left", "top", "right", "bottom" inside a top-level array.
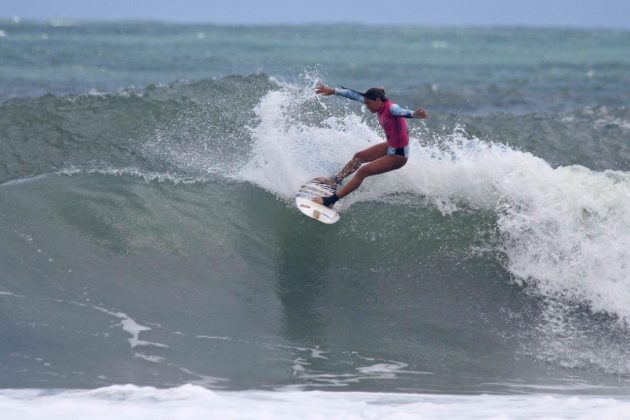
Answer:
[{"left": 0, "top": 385, "right": 629, "bottom": 420}]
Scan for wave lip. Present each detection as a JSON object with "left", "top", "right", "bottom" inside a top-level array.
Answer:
[{"left": 417, "top": 139, "right": 630, "bottom": 318}]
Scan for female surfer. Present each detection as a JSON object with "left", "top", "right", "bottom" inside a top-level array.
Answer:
[{"left": 313, "top": 84, "right": 429, "bottom": 207}]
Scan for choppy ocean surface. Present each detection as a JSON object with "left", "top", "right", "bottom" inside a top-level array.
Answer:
[{"left": 1, "top": 20, "right": 630, "bottom": 418}]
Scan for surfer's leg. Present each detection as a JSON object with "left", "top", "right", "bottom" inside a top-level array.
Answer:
[
  {"left": 336, "top": 155, "right": 407, "bottom": 199},
  {"left": 333, "top": 142, "right": 388, "bottom": 183},
  {"left": 314, "top": 142, "right": 395, "bottom": 207}
]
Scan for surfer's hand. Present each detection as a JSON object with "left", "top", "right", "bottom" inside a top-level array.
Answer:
[
  {"left": 315, "top": 84, "right": 335, "bottom": 96},
  {"left": 413, "top": 108, "right": 429, "bottom": 119}
]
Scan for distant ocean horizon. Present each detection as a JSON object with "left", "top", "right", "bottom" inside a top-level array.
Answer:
[{"left": 1, "top": 19, "right": 629, "bottom": 418}]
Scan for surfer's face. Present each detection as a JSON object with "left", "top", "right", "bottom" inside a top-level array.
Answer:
[{"left": 365, "top": 98, "right": 383, "bottom": 113}]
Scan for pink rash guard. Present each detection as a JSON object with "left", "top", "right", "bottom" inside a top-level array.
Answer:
[
  {"left": 334, "top": 87, "right": 414, "bottom": 149},
  {"left": 378, "top": 100, "right": 409, "bottom": 148}
]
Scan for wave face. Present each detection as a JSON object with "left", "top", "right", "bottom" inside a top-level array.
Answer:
[{"left": 1, "top": 23, "right": 630, "bottom": 395}]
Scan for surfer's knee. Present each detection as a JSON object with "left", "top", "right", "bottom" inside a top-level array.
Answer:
[
  {"left": 355, "top": 166, "right": 373, "bottom": 179},
  {"left": 352, "top": 151, "right": 367, "bottom": 164}
]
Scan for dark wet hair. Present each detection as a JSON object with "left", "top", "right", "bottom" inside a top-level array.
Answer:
[{"left": 364, "top": 87, "right": 387, "bottom": 101}]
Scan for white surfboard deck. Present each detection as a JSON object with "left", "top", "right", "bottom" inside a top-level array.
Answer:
[{"left": 295, "top": 178, "right": 340, "bottom": 224}]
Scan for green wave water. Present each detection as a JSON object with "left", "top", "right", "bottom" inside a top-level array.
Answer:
[{"left": 1, "top": 21, "right": 630, "bottom": 397}]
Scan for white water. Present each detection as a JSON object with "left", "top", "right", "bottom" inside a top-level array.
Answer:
[
  {"left": 238, "top": 81, "right": 630, "bottom": 321},
  {"left": 1, "top": 385, "right": 628, "bottom": 420}
]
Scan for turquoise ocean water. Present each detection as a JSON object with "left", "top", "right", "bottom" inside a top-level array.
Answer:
[{"left": 1, "top": 20, "right": 630, "bottom": 418}]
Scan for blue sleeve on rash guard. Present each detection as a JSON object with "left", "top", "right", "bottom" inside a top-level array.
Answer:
[
  {"left": 334, "top": 88, "right": 366, "bottom": 103},
  {"left": 389, "top": 103, "right": 414, "bottom": 118}
]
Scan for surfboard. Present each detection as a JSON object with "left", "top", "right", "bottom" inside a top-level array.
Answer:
[{"left": 295, "top": 178, "right": 340, "bottom": 224}]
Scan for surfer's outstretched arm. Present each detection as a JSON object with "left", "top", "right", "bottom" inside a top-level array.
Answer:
[
  {"left": 316, "top": 84, "right": 428, "bottom": 118},
  {"left": 315, "top": 84, "right": 365, "bottom": 104},
  {"left": 390, "top": 104, "right": 429, "bottom": 119}
]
